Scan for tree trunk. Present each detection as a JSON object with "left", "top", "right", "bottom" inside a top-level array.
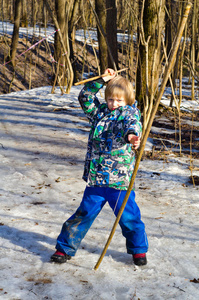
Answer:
[
  {"left": 44, "top": 0, "right": 74, "bottom": 92},
  {"left": 106, "top": 0, "right": 118, "bottom": 69},
  {"left": 10, "top": 0, "right": 22, "bottom": 66},
  {"left": 20, "top": 0, "right": 28, "bottom": 27},
  {"left": 165, "top": 0, "right": 176, "bottom": 58},
  {"left": 68, "top": 0, "right": 80, "bottom": 82},
  {"left": 54, "top": 0, "right": 67, "bottom": 64},
  {"left": 54, "top": 0, "right": 70, "bottom": 87},
  {"left": 136, "top": 0, "right": 165, "bottom": 110},
  {"left": 42, "top": 0, "right": 48, "bottom": 28},
  {"left": 167, "top": 1, "right": 182, "bottom": 107},
  {"left": 95, "top": 0, "right": 108, "bottom": 73},
  {"left": 191, "top": 0, "right": 197, "bottom": 100},
  {"left": 32, "top": 0, "right": 38, "bottom": 28}
]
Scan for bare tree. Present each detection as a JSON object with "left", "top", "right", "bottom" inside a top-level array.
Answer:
[
  {"left": 106, "top": 0, "right": 118, "bottom": 69},
  {"left": 10, "top": 0, "right": 22, "bottom": 66},
  {"left": 43, "top": 0, "right": 74, "bottom": 92},
  {"left": 191, "top": 0, "right": 197, "bottom": 99},
  {"left": 136, "top": 0, "right": 165, "bottom": 131},
  {"left": 95, "top": 0, "right": 108, "bottom": 73},
  {"left": 32, "top": 0, "right": 38, "bottom": 27},
  {"left": 54, "top": 0, "right": 67, "bottom": 61},
  {"left": 68, "top": 0, "right": 81, "bottom": 82},
  {"left": 20, "top": 0, "right": 28, "bottom": 27}
]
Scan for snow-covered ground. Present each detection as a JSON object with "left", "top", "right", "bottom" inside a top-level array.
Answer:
[
  {"left": 0, "top": 21, "right": 134, "bottom": 45},
  {"left": 0, "top": 85, "right": 199, "bottom": 300}
]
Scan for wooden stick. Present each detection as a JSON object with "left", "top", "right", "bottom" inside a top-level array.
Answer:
[
  {"left": 74, "top": 68, "right": 128, "bottom": 86},
  {"left": 94, "top": 3, "right": 192, "bottom": 271}
]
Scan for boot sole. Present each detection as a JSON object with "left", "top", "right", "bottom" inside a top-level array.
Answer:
[{"left": 51, "top": 254, "right": 71, "bottom": 264}]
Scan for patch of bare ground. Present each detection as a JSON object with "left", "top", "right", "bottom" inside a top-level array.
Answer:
[
  {"left": 148, "top": 107, "right": 199, "bottom": 158},
  {"left": 0, "top": 34, "right": 56, "bottom": 94}
]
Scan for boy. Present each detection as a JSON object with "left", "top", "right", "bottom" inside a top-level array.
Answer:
[{"left": 51, "top": 68, "right": 148, "bottom": 266}]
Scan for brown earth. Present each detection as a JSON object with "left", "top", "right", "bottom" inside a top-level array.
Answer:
[
  {"left": 147, "top": 107, "right": 199, "bottom": 159},
  {"left": 0, "top": 35, "right": 55, "bottom": 94}
]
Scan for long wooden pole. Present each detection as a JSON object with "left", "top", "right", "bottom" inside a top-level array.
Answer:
[
  {"left": 94, "top": 3, "right": 192, "bottom": 271},
  {"left": 74, "top": 68, "right": 128, "bottom": 86}
]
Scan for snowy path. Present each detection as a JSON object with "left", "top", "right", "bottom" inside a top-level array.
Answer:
[{"left": 0, "top": 87, "right": 199, "bottom": 299}]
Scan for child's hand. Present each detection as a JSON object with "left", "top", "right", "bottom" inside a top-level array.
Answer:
[
  {"left": 128, "top": 134, "right": 140, "bottom": 150},
  {"left": 103, "top": 68, "right": 116, "bottom": 82}
]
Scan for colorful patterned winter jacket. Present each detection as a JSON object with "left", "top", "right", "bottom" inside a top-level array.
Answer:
[{"left": 78, "top": 80, "right": 142, "bottom": 190}]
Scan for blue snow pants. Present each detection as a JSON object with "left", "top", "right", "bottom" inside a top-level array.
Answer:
[{"left": 56, "top": 186, "right": 148, "bottom": 256}]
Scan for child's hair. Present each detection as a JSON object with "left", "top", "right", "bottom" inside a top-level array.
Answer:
[{"left": 105, "top": 75, "right": 135, "bottom": 105}]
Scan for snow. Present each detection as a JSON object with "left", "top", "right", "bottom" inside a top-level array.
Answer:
[
  {"left": 0, "top": 85, "right": 199, "bottom": 300},
  {"left": 0, "top": 21, "right": 55, "bottom": 42},
  {"left": 160, "top": 95, "right": 199, "bottom": 112},
  {"left": 75, "top": 29, "right": 136, "bottom": 45}
]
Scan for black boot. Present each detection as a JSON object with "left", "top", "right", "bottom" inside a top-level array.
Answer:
[
  {"left": 51, "top": 251, "right": 71, "bottom": 263},
  {"left": 133, "top": 253, "right": 147, "bottom": 266}
]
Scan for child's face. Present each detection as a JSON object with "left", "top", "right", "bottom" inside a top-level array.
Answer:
[{"left": 107, "top": 96, "right": 127, "bottom": 111}]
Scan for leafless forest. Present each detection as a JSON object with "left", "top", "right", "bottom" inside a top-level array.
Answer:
[
  {"left": 0, "top": 0, "right": 199, "bottom": 159},
  {"left": 0, "top": 1, "right": 198, "bottom": 94}
]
